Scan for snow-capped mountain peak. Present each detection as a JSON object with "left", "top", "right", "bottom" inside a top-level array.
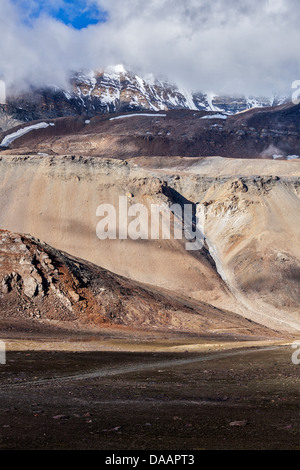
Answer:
[{"left": 0, "top": 65, "right": 289, "bottom": 131}]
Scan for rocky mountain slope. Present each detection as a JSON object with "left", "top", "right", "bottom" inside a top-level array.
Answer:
[
  {"left": 1, "top": 103, "right": 300, "bottom": 160},
  {"left": 0, "top": 154, "right": 299, "bottom": 334},
  {"left": 0, "top": 65, "right": 288, "bottom": 131},
  {"left": 149, "top": 159, "right": 300, "bottom": 333},
  {"left": 0, "top": 229, "right": 274, "bottom": 338}
]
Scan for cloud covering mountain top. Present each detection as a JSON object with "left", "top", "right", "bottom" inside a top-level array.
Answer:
[{"left": 1, "top": 0, "right": 299, "bottom": 96}]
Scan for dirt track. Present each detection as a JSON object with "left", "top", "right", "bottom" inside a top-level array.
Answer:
[
  {"left": 0, "top": 332, "right": 298, "bottom": 450},
  {"left": 0, "top": 343, "right": 285, "bottom": 388}
]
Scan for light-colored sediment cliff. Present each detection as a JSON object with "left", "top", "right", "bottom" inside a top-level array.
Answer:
[{"left": 0, "top": 154, "right": 299, "bottom": 333}]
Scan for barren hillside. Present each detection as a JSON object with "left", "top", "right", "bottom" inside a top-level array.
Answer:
[
  {"left": 0, "top": 229, "right": 276, "bottom": 339},
  {"left": 1, "top": 104, "right": 300, "bottom": 159},
  {"left": 0, "top": 154, "right": 299, "bottom": 333}
]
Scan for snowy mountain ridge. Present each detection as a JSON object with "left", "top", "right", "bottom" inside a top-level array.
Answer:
[
  {"left": 0, "top": 64, "right": 289, "bottom": 132},
  {"left": 71, "top": 65, "right": 287, "bottom": 115}
]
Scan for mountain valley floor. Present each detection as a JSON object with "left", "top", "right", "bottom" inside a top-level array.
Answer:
[{"left": 0, "top": 327, "right": 298, "bottom": 450}]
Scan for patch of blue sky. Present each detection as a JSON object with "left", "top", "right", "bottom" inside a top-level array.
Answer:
[{"left": 11, "top": 0, "right": 107, "bottom": 29}]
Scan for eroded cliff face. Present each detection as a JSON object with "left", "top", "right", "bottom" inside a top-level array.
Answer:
[
  {"left": 134, "top": 157, "right": 300, "bottom": 332},
  {"left": 0, "top": 155, "right": 229, "bottom": 311},
  {"left": 0, "top": 154, "right": 299, "bottom": 333},
  {"left": 170, "top": 174, "right": 300, "bottom": 332}
]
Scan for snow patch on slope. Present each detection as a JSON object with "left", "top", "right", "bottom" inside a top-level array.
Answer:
[
  {"left": 201, "top": 113, "right": 227, "bottom": 120},
  {"left": 177, "top": 86, "right": 197, "bottom": 111},
  {"left": 206, "top": 93, "right": 222, "bottom": 112},
  {"left": 286, "top": 155, "right": 300, "bottom": 160},
  {"left": 0, "top": 122, "right": 55, "bottom": 147},
  {"left": 109, "top": 113, "right": 167, "bottom": 121}
]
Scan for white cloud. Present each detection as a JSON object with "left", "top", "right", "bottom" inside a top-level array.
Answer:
[{"left": 1, "top": 0, "right": 300, "bottom": 96}]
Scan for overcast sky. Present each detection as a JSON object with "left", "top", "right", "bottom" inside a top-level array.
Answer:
[{"left": 1, "top": 0, "right": 300, "bottom": 97}]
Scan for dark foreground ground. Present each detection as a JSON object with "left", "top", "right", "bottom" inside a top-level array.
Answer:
[{"left": 0, "top": 329, "right": 299, "bottom": 451}]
